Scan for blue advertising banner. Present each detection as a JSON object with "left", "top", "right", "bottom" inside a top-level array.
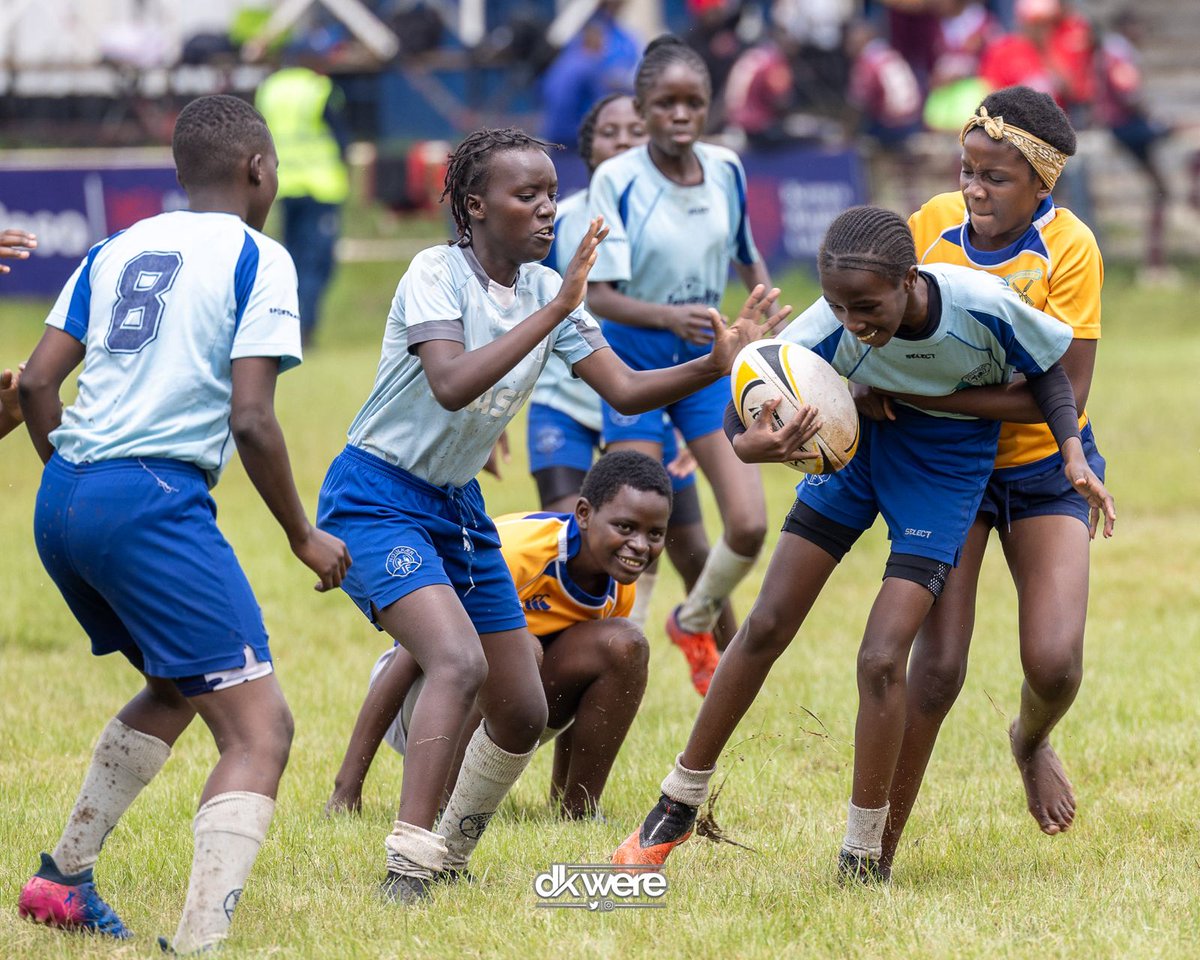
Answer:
[{"left": 0, "top": 150, "right": 186, "bottom": 297}]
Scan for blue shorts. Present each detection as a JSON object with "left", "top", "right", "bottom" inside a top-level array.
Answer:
[
  {"left": 34, "top": 453, "right": 271, "bottom": 681},
  {"left": 979, "top": 426, "right": 1106, "bottom": 531},
  {"left": 317, "top": 445, "right": 527, "bottom": 634},
  {"left": 527, "top": 403, "right": 600, "bottom": 474},
  {"left": 796, "top": 408, "right": 1000, "bottom": 565},
  {"left": 601, "top": 375, "right": 729, "bottom": 446},
  {"left": 527, "top": 402, "right": 696, "bottom": 493}
]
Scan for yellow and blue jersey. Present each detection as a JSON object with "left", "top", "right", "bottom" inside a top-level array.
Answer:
[
  {"left": 494, "top": 511, "right": 634, "bottom": 638},
  {"left": 909, "top": 192, "right": 1102, "bottom": 472}
]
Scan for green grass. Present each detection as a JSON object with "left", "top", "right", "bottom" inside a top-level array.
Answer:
[{"left": 2, "top": 259, "right": 1199, "bottom": 959}]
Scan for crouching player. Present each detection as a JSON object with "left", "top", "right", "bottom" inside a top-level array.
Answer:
[
  {"left": 15, "top": 95, "right": 349, "bottom": 950},
  {"left": 328, "top": 451, "right": 671, "bottom": 820},
  {"left": 612, "top": 206, "right": 1115, "bottom": 882}
]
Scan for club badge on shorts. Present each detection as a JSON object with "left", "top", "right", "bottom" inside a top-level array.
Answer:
[{"left": 385, "top": 545, "right": 423, "bottom": 577}]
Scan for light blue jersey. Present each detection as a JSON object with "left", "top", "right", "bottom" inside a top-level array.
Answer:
[
  {"left": 778, "top": 263, "right": 1073, "bottom": 417},
  {"left": 587, "top": 141, "right": 760, "bottom": 368},
  {"left": 347, "top": 243, "right": 607, "bottom": 488},
  {"left": 532, "top": 190, "right": 604, "bottom": 432},
  {"left": 45, "top": 211, "right": 301, "bottom": 484}
]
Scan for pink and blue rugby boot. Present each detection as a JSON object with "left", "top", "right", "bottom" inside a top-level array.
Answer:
[{"left": 18, "top": 853, "right": 133, "bottom": 939}]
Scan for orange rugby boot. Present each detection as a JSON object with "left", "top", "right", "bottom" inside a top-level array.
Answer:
[
  {"left": 666, "top": 606, "right": 720, "bottom": 696},
  {"left": 612, "top": 794, "right": 697, "bottom": 866}
]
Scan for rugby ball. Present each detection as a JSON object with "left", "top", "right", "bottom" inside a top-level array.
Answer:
[{"left": 730, "top": 339, "right": 859, "bottom": 474}]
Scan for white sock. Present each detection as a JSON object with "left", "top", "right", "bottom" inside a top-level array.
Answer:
[
  {"left": 384, "top": 820, "right": 448, "bottom": 881},
  {"left": 628, "top": 572, "right": 658, "bottom": 631},
  {"left": 660, "top": 753, "right": 716, "bottom": 808},
  {"left": 842, "top": 801, "right": 889, "bottom": 859},
  {"left": 677, "top": 538, "right": 756, "bottom": 633},
  {"left": 52, "top": 718, "right": 170, "bottom": 875},
  {"left": 436, "top": 723, "right": 536, "bottom": 871},
  {"left": 172, "top": 791, "right": 275, "bottom": 954}
]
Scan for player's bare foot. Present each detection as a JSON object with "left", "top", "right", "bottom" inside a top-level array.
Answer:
[
  {"left": 324, "top": 789, "right": 363, "bottom": 817},
  {"left": 1009, "top": 721, "right": 1075, "bottom": 835}
]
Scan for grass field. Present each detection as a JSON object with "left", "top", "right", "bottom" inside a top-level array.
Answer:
[{"left": 1, "top": 255, "right": 1198, "bottom": 959}]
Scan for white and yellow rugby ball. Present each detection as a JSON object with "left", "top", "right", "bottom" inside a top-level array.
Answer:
[{"left": 731, "top": 338, "right": 860, "bottom": 474}]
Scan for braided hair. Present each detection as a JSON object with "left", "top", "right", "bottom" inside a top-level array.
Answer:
[
  {"left": 634, "top": 34, "right": 711, "bottom": 105},
  {"left": 440, "top": 128, "right": 555, "bottom": 246},
  {"left": 577, "top": 93, "right": 628, "bottom": 171},
  {"left": 818, "top": 206, "right": 916, "bottom": 284},
  {"left": 979, "top": 86, "right": 1077, "bottom": 156}
]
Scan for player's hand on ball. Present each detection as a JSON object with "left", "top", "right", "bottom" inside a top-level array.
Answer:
[
  {"left": 850, "top": 382, "right": 895, "bottom": 421},
  {"left": 1066, "top": 460, "right": 1116, "bottom": 539},
  {"left": 555, "top": 216, "right": 609, "bottom": 313},
  {"left": 708, "top": 285, "right": 792, "bottom": 375},
  {"left": 292, "top": 525, "right": 352, "bottom": 591},
  {"left": 732, "top": 398, "right": 821, "bottom": 465}
]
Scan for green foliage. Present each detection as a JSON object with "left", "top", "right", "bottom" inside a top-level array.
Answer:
[{"left": 1, "top": 262, "right": 1198, "bottom": 958}]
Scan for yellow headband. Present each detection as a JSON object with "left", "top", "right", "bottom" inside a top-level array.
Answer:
[{"left": 960, "top": 106, "right": 1068, "bottom": 190}]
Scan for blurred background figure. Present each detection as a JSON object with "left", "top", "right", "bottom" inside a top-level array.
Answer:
[
  {"left": 923, "top": 0, "right": 998, "bottom": 131},
  {"left": 723, "top": 23, "right": 797, "bottom": 149},
  {"left": 845, "top": 17, "right": 924, "bottom": 209},
  {"left": 255, "top": 53, "right": 350, "bottom": 347},
  {"left": 540, "top": 1, "right": 641, "bottom": 150},
  {"left": 682, "top": 0, "right": 747, "bottom": 132}
]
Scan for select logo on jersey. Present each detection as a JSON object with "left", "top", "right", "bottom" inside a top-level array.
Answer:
[
  {"left": 1004, "top": 269, "right": 1043, "bottom": 305},
  {"left": 385, "top": 546, "right": 423, "bottom": 577},
  {"left": 904, "top": 528, "right": 933, "bottom": 539},
  {"left": 524, "top": 594, "right": 552, "bottom": 613},
  {"left": 905, "top": 353, "right": 935, "bottom": 359}
]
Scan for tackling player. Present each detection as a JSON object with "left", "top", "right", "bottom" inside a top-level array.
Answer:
[{"left": 326, "top": 451, "right": 672, "bottom": 821}]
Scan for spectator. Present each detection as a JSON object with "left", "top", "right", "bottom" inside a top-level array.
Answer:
[
  {"left": 846, "top": 19, "right": 924, "bottom": 149},
  {"left": 923, "top": 0, "right": 999, "bottom": 131},
  {"left": 255, "top": 57, "right": 350, "bottom": 347},
  {"left": 1098, "top": 9, "right": 1189, "bottom": 281},
  {"left": 541, "top": 2, "right": 640, "bottom": 149},
  {"left": 683, "top": 0, "right": 746, "bottom": 132},
  {"left": 724, "top": 28, "right": 797, "bottom": 148},
  {"left": 772, "top": 0, "right": 854, "bottom": 116},
  {"left": 880, "top": 0, "right": 943, "bottom": 88}
]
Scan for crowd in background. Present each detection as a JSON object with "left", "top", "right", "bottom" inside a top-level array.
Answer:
[{"left": 540, "top": 0, "right": 1177, "bottom": 174}]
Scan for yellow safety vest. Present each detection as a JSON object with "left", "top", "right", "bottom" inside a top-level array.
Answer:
[{"left": 255, "top": 67, "right": 349, "bottom": 204}]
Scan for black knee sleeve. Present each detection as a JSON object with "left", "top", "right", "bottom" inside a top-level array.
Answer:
[
  {"left": 781, "top": 498, "right": 862, "bottom": 561},
  {"left": 884, "top": 552, "right": 952, "bottom": 598}
]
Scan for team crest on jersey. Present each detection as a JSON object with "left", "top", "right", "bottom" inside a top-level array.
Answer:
[
  {"left": 385, "top": 546, "right": 423, "bottom": 577},
  {"left": 609, "top": 411, "right": 642, "bottom": 428},
  {"left": 1004, "top": 269, "right": 1042, "bottom": 305},
  {"left": 957, "top": 362, "right": 995, "bottom": 389}
]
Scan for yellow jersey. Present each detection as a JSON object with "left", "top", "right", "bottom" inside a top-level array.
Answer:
[
  {"left": 495, "top": 512, "right": 635, "bottom": 638},
  {"left": 909, "top": 192, "right": 1102, "bottom": 471}
]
